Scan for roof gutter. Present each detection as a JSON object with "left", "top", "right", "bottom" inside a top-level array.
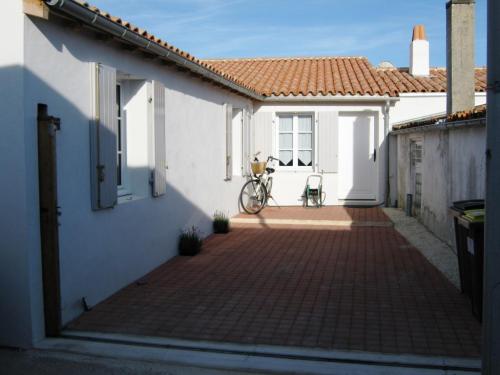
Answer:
[
  {"left": 263, "top": 95, "right": 400, "bottom": 103},
  {"left": 43, "top": 0, "right": 265, "bottom": 101},
  {"left": 391, "top": 117, "right": 486, "bottom": 135}
]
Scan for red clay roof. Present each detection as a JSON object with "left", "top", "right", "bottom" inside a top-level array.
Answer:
[
  {"left": 203, "top": 57, "right": 487, "bottom": 97},
  {"left": 59, "top": 2, "right": 487, "bottom": 99},
  {"left": 69, "top": 1, "right": 261, "bottom": 96},
  {"left": 393, "top": 104, "right": 487, "bottom": 131}
]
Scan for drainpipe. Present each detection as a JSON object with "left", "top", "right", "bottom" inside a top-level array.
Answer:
[
  {"left": 482, "top": 0, "right": 500, "bottom": 373},
  {"left": 383, "top": 100, "right": 391, "bottom": 207}
]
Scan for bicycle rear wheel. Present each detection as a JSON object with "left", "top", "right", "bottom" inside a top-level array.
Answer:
[{"left": 239, "top": 179, "right": 268, "bottom": 214}]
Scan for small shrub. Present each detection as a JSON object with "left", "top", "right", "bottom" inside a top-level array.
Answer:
[
  {"left": 213, "top": 211, "right": 230, "bottom": 234},
  {"left": 178, "top": 226, "right": 202, "bottom": 256}
]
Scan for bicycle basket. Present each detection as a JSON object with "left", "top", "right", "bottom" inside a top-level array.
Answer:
[{"left": 251, "top": 161, "right": 267, "bottom": 175}]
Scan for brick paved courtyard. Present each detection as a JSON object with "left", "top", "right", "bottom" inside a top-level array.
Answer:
[{"left": 68, "top": 207, "right": 481, "bottom": 358}]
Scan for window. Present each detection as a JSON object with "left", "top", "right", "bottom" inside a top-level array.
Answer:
[
  {"left": 116, "top": 83, "right": 124, "bottom": 187},
  {"left": 277, "top": 114, "right": 314, "bottom": 168},
  {"left": 116, "top": 83, "right": 129, "bottom": 196}
]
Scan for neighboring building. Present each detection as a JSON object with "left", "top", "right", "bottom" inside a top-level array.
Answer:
[
  {"left": 391, "top": 105, "right": 487, "bottom": 245},
  {"left": 0, "top": 0, "right": 486, "bottom": 348},
  {"left": 206, "top": 57, "right": 485, "bottom": 205}
]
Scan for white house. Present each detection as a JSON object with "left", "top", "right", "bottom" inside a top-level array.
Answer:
[{"left": 0, "top": 0, "right": 486, "bottom": 349}]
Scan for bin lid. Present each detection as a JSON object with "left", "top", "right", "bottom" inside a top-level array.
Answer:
[
  {"left": 463, "top": 209, "right": 485, "bottom": 223},
  {"left": 452, "top": 199, "right": 485, "bottom": 213}
]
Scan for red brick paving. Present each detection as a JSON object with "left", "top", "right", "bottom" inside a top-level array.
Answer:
[
  {"left": 68, "top": 208, "right": 481, "bottom": 358},
  {"left": 235, "top": 206, "right": 390, "bottom": 222}
]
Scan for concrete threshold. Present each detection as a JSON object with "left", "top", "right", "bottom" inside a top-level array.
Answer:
[
  {"left": 231, "top": 218, "right": 394, "bottom": 228},
  {"left": 34, "top": 330, "right": 481, "bottom": 375}
]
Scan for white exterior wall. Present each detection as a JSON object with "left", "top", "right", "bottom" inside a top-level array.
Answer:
[
  {"left": 391, "top": 93, "right": 486, "bottom": 125},
  {"left": 396, "top": 126, "right": 486, "bottom": 245},
  {"left": 1, "top": 11, "right": 251, "bottom": 347},
  {"left": 0, "top": 0, "right": 44, "bottom": 349},
  {"left": 254, "top": 102, "right": 387, "bottom": 206},
  {"left": 387, "top": 93, "right": 486, "bottom": 206}
]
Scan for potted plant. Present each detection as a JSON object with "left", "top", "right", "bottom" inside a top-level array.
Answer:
[
  {"left": 178, "top": 226, "right": 202, "bottom": 256},
  {"left": 213, "top": 211, "right": 230, "bottom": 234}
]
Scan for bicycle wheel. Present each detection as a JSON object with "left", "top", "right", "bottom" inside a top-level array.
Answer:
[{"left": 239, "top": 179, "right": 268, "bottom": 214}]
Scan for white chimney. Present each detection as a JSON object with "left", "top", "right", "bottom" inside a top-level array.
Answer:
[{"left": 409, "top": 25, "right": 430, "bottom": 76}]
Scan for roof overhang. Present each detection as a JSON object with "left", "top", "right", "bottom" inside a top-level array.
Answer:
[
  {"left": 391, "top": 117, "right": 486, "bottom": 135},
  {"left": 263, "top": 94, "right": 400, "bottom": 103},
  {"left": 42, "top": 0, "right": 266, "bottom": 101}
]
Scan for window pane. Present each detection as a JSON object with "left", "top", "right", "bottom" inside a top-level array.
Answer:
[
  {"left": 298, "top": 150, "right": 312, "bottom": 167},
  {"left": 279, "top": 150, "right": 293, "bottom": 166},
  {"left": 279, "top": 133, "right": 293, "bottom": 149},
  {"left": 298, "top": 116, "right": 312, "bottom": 132},
  {"left": 117, "top": 119, "right": 122, "bottom": 151},
  {"left": 117, "top": 153, "right": 122, "bottom": 186},
  {"left": 279, "top": 116, "right": 293, "bottom": 132},
  {"left": 116, "top": 85, "right": 121, "bottom": 117},
  {"left": 299, "top": 133, "right": 312, "bottom": 149}
]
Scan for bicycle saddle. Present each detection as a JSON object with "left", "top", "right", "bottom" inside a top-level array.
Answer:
[{"left": 266, "top": 167, "right": 275, "bottom": 174}]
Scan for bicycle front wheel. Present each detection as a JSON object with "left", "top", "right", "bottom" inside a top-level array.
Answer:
[{"left": 239, "top": 179, "right": 268, "bottom": 214}]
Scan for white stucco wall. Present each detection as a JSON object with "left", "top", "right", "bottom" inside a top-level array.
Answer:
[
  {"left": 1, "top": 10, "right": 252, "bottom": 347},
  {"left": 396, "top": 125, "right": 486, "bottom": 245},
  {"left": 0, "top": 0, "right": 45, "bottom": 349},
  {"left": 387, "top": 92, "right": 486, "bottom": 206},
  {"left": 254, "top": 102, "right": 387, "bottom": 206}
]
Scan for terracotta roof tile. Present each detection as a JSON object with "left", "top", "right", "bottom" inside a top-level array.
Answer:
[
  {"left": 393, "top": 104, "right": 487, "bottom": 130},
  {"left": 204, "top": 57, "right": 487, "bottom": 97},
  {"left": 59, "top": 2, "right": 487, "bottom": 99}
]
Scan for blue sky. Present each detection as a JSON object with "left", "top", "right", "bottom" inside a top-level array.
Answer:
[{"left": 89, "top": 0, "right": 487, "bottom": 67}]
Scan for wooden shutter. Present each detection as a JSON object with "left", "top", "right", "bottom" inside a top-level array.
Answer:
[
  {"left": 90, "top": 63, "right": 117, "bottom": 210},
  {"left": 318, "top": 111, "right": 339, "bottom": 173},
  {"left": 241, "top": 108, "right": 251, "bottom": 175},
  {"left": 224, "top": 103, "right": 233, "bottom": 180},
  {"left": 253, "top": 112, "right": 273, "bottom": 161},
  {"left": 151, "top": 80, "right": 167, "bottom": 197}
]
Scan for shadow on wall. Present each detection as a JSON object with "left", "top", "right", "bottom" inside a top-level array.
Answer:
[{"left": 0, "top": 64, "right": 227, "bottom": 344}]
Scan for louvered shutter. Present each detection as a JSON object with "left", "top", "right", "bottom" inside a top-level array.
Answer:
[
  {"left": 318, "top": 111, "right": 339, "bottom": 173},
  {"left": 90, "top": 63, "right": 117, "bottom": 210},
  {"left": 253, "top": 112, "right": 273, "bottom": 161},
  {"left": 151, "top": 80, "right": 167, "bottom": 197},
  {"left": 242, "top": 109, "right": 251, "bottom": 175},
  {"left": 224, "top": 103, "right": 233, "bottom": 180}
]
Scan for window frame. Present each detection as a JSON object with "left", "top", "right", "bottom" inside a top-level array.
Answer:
[{"left": 275, "top": 112, "right": 315, "bottom": 171}]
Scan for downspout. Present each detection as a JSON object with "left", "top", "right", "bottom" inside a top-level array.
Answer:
[{"left": 383, "top": 100, "right": 391, "bottom": 207}]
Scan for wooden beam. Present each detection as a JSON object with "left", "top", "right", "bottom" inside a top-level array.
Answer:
[
  {"left": 37, "top": 104, "right": 62, "bottom": 337},
  {"left": 23, "top": 0, "right": 49, "bottom": 19}
]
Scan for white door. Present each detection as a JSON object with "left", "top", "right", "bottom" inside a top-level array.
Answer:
[{"left": 338, "top": 114, "right": 377, "bottom": 200}]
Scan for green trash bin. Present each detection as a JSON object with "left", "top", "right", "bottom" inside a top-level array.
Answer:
[{"left": 450, "top": 200, "right": 484, "bottom": 322}]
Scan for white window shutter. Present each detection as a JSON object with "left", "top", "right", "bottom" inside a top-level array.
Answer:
[
  {"left": 224, "top": 103, "right": 233, "bottom": 180},
  {"left": 318, "top": 111, "right": 339, "bottom": 173},
  {"left": 152, "top": 80, "right": 167, "bottom": 197},
  {"left": 90, "top": 62, "right": 117, "bottom": 210},
  {"left": 253, "top": 112, "right": 273, "bottom": 160},
  {"left": 242, "top": 108, "right": 251, "bottom": 175}
]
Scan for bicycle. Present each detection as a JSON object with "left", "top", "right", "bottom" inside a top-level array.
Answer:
[{"left": 239, "top": 154, "right": 277, "bottom": 214}]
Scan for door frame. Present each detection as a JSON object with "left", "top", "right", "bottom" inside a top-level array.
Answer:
[{"left": 337, "top": 111, "right": 379, "bottom": 201}]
